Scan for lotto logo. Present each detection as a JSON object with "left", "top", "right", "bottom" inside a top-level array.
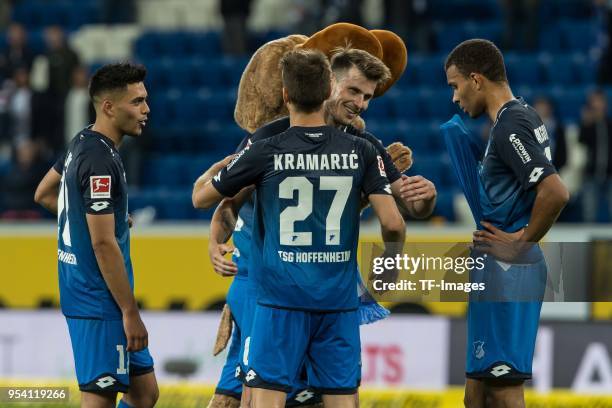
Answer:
[
  {"left": 90, "top": 176, "right": 111, "bottom": 198},
  {"left": 245, "top": 370, "right": 257, "bottom": 382},
  {"left": 490, "top": 364, "right": 512, "bottom": 377},
  {"left": 295, "top": 390, "right": 315, "bottom": 403},
  {"left": 234, "top": 366, "right": 241, "bottom": 378},
  {"left": 529, "top": 167, "right": 544, "bottom": 183},
  {"left": 90, "top": 201, "right": 110, "bottom": 212},
  {"left": 96, "top": 376, "right": 116, "bottom": 389}
]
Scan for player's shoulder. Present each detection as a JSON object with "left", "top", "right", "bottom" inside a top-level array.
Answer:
[
  {"left": 491, "top": 98, "right": 537, "bottom": 140},
  {"left": 251, "top": 116, "right": 290, "bottom": 142},
  {"left": 73, "top": 130, "right": 119, "bottom": 165}
]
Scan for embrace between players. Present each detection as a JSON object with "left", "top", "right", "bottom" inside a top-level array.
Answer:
[{"left": 35, "top": 35, "right": 568, "bottom": 408}]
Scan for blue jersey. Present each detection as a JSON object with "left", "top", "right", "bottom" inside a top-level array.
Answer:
[
  {"left": 231, "top": 117, "right": 401, "bottom": 278},
  {"left": 479, "top": 98, "right": 557, "bottom": 232},
  {"left": 213, "top": 125, "right": 391, "bottom": 311},
  {"left": 56, "top": 128, "right": 132, "bottom": 320}
]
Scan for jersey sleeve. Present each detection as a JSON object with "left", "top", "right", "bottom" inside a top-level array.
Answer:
[
  {"left": 212, "top": 140, "right": 268, "bottom": 197},
  {"left": 360, "top": 141, "right": 392, "bottom": 196},
  {"left": 362, "top": 131, "right": 402, "bottom": 183},
  {"left": 493, "top": 122, "right": 557, "bottom": 190},
  {"left": 77, "top": 149, "right": 119, "bottom": 215},
  {"left": 53, "top": 152, "right": 66, "bottom": 174}
]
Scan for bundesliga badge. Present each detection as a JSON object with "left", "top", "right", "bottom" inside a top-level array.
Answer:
[{"left": 90, "top": 176, "right": 112, "bottom": 198}]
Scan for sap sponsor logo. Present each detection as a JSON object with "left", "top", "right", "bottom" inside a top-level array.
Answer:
[
  {"left": 534, "top": 125, "right": 549, "bottom": 144},
  {"left": 509, "top": 134, "right": 531, "bottom": 164},
  {"left": 90, "top": 176, "right": 111, "bottom": 198},
  {"left": 58, "top": 249, "right": 77, "bottom": 265}
]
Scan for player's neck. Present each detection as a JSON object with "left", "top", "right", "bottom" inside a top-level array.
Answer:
[
  {"left": 91, "top": 121, "right": 123, "bottom": 148},
  {"left": 289, "top": 110, "right": 327, "bottom": 128},
  {"left": 486, "top": 83, "right": 515, "bottom": 122}
]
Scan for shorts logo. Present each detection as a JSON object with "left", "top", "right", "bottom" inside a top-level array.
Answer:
[
  {"left": 234, "top": 366, "right": 241, "bottom": 378},
  {"left": 473, "top": 341, "right": 485, "bottom": 360},
  {"left": 245, "top": 369, "right": 257, "bottom": 382},
  {"left": 96, "top": 376, "right": 116, "bottom": 388},
  {"left": 377, "top": 155, "right": 386, "bottom": 177},
  {"left": 509, "top": 134, "right": 531, "bottom": 164},
  {"left": 295, "top": 390, "right": 315, "bottom": 403},
  {"left": 90, "top": 176, "right": 111, "bottom": 198},
  {"left": 90, "top": 201, "right": 110, "bottom": 212},
  {"left": 529, "top": 167, "right": 544, "bottom": 183},
  {"left": 490, "top": 364, "right": 512, "bottom": 377}
]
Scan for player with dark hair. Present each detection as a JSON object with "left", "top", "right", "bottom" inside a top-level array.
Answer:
[
  {"left": 35, "top": 62, "right": 158, "bottom": 408},
  {"left": 195, "top": 49, "right": 405, "bottom": 408},
  {"left": 443, "top": 39, "right": 569, "bottom": 407},
  {"left": 196, "top": 45, "right": 432, "bottom": 408}
]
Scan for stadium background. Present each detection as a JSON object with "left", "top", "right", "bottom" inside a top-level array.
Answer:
[{"left": 0, "top": 0, "right": 611, "bottom": 406}]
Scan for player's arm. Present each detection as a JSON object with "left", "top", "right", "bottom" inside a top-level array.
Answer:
[
  {"left": 87, "top": 213, "right": 147, "bottom": 351},
  {"left": 34, "top": 166, "right": 61, "bottom": 215},
  {"left": 209, "top": 186, "right": 254, "bottom": 277},
  {"left": 394, "top": 175, "right": 437, "bottom": 219},
  {"left": 364, "top": 133, "right": 436, "bottom": 219},
  {"left": 192, "top": 154, "right": 234, "bottom": 209},
  {"left": 475, "top": 125, "right": 569, "bottom": 257},
  {"left": 518, "top": 173, "right": 569, "bottom": 242},
  {"left": 369, "top": 194, "right": 406, "bottom": 245}
]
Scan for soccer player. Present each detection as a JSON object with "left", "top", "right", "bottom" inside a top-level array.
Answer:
[
  {"left": 443, "top": 39, "right": 569, "bottom": 408},
  {"left": 34, "top": 63, "right": 158, "bottom": 408},
  {"left": 196, "top": 49, "right": 405, "bottom": 408},
  {"left": 198, "top": 47, "right": 434, "bottom": 408}
]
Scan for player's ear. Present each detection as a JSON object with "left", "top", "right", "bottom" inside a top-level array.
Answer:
[
  {"left": 282, "top": 87, "right": 289, "bottom": 105},
  {"left": 469, "top": 73, "right": 483, "bottom": 91},
  {"left": 101, "top": 98, "right": 114, "bottom": 118}
]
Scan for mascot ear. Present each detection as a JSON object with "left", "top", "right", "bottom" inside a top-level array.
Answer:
[
  {"left": 298, "top": 22, "right": 382, "bottom": 60},
  {"left": 370, "top": 30, "right": 407, "bottom": 97},
  {"left": 234, "top": 35, "right": 308, "bottom": 133}
]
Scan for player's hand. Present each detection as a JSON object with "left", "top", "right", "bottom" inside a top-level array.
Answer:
[
  {"left": 386, "top": 142, "right": 413, "bottom": 173},
  {"left": 128, "top": 213, "right": 134, "bottom": 228},
  {"left": 399, "top": 175, "right": 436, "bottom": 203},
  {"left": 472, "top": 221, "right": 530, "bottom": 262},
  {"left": 123, "top": 309, "right": 148, "bottom": 352},
  {"left": 209, "top": 241, "right": 238, "bottom": 277}
]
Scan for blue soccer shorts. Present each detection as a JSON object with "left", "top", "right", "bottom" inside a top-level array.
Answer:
[
  {"left": 66, "top": 317, "right": 154, "bottom": 393},
  {"left": 244, "top": 304, "right": 360, "bottom": 395},
  {"left": 466, "top": 256, "right": 546, "bottom": 380}
]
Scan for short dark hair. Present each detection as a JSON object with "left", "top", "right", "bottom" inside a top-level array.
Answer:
[
  {"left": 330, "top": 47, "right": 391, "bottom": 86},
  {"left": 89, "top": 62, "right": 147, "bottom": 102},
  {"left": 279, "top": 49, "right": 331, "bottom": 113},
  {"left": 445, "top": 39, "right": 507, "bottom": 83}
]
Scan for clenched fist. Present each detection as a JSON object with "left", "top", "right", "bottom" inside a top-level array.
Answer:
[{"left": 386, "top": 142, "right": 413, "bottom": 173}]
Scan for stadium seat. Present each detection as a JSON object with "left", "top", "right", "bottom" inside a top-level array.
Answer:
[
  {"left": 420, "top": 89, "right": 458, "bottom": 121},
  {"left": 413, "top": 56, "right": 447, "bottom": 86},
  {"left": 388, "top": 90, "right": 423, "bottom": 121},
  {"left": 540, "top": 53, "right": 575, "bottom": 84},
  {"left": 550, "top": 87, "right": 588, "bottom": 123},
  {"left": 560, "top": 20, "right": 598, "bottom": 52},
  {"left": 505, "top": 54, "right": 542, "bottom": 86}
]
